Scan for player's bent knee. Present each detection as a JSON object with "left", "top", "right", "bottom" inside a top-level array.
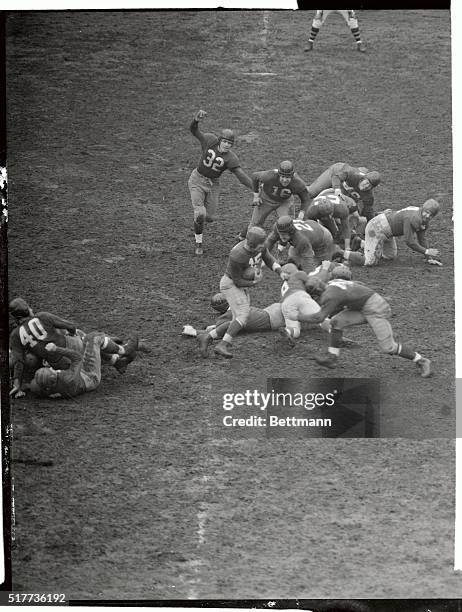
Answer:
[
  {"left": 330, "top": 319, "right": 345, "bottom": 331},
  {"left": 384, "top": 341, "right": 399, "bottom": 355},
  {"left": 194, "top": 210, "right": 206, "bottom": 222}
]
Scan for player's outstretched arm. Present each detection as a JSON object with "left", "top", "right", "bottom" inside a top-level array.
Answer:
[{"left": 231, "top": 167, "right": 253, "bottom": 190}]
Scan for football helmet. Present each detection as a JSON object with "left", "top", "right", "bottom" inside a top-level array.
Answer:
[
  {"left": 219, "top": 129, "right": 235, "bottom": 144},
  {"left": 330, "top": 264, "right": 352, "bottom": 281},
  {"left": 278, "top": 160, "right": 295, "bottom": 178},
  {"left": 422, "top": 198, "right": 440, "bottom": 217},
  {"left": 315, "top": 196, "right": 335, "bottom": 217},
  {"left": 9, "top": 297, "right": 31, "bottom": 319},
  {"left": 246, "top": 226, "right": 267, "bottom": 249},
  {"left": 365, "top": 171, "right": 381, "bottom": 187},
  {"left": 211, "top": 293, "right": 229, "bottom": 314},
  {"left": 276, "top": 215, "right": 295, "bottom": 235},
  {"left": 35, "top": 367, "right": 57, "bottom": 389}
]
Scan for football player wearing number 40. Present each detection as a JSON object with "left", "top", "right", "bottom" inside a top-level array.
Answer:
[
  {"left": 8, "top": 298, "right": 139, "bottom": 398},
  {"left": 188, "top": 109, "right": 253, "bottom": 255}
]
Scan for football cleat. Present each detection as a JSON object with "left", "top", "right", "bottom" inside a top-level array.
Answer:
[
  {"left": 416, "top": 357, "right": 431, "bottom": 378},
  {"left": 314, "top": 352, "right": 338, "bottom": 368},
  {"left": 195, "top": 245, "right": 204, "bottom": 256},
  {"left": 214, "top": 341, "right": 233, "bottom": 358},
  {"left": 197, "top": 333, "right": 212, "bottom": 358},
  {"left": 304, "top": 41, "right": 314, "bottom": 52},
  {"left": 357, "top": 42, "right": 367, "bottom": 53},
  {"left": 278, "top": 327, "right": 296, "bottom": 348}
]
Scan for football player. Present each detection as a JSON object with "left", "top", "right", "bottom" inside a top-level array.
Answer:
[
  {"left": 194, "top": 296, "right": 286, "bottom": 357},
  {"left": 304, "top": 190, "right": 356, "bottom": 250},
  {"left": 300, "top": 163, "right": 381, "bottom": 222},
  {"left": 27, "top": 332, "right": 137, "bottom": 399},
  {"left": 300, "top": 278, "right": 432, "bottom": 377},
  {"left": 337, "top": 199, "right": 441, "bottom": 267},
  {"left": 9, "top": 298, "right": 138, "bottom": 398},
  {"left": 200, "top": 226, "right": 285, "bottom": 358},
  {"left": 239, "top": 160, "right": 309, "bottom": 237},
  {"left": 304, "top": 10, "right": 367, "bottom": 52},
  {"left": 188, "top": 109, "right": 253, "bottom": 255},
  {"left": 265, "top": 215, "right": 334, "bottom": 272}
]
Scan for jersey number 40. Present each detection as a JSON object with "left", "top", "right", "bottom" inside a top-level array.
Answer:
[{"left": 19, "top": 318, "right": 48, "bottom": 347}]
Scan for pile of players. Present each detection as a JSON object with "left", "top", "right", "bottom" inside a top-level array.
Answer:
[
  {"left": 8, "top": 298, "right": 141, "bottom": 399},
  {"left": 187, "top": 110, "right": 442, "bottom": 377}
]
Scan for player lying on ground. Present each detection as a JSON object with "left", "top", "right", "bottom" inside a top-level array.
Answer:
[
  {"left": 333, "top": 198, "right": 441, "bottom": 266},
  {"left": 26, "top": 331, "right": 138, "bottom": 399},
  {"left": 192, "top": 262, "right": 356, "bottom": 356},
  {"left": 299, "top": 278, "right": 432, "bottom": 377},
  {"left": 278, "top": 262, "right": 353, "bottom": 347},
  {"left": 9, "top": 297, "right": 139, "bottom": 398}
]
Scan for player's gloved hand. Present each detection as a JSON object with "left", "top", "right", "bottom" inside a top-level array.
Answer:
[
  {"left": 45, "top": 342, "right": 57, "bottom": 352},
  {"left": 194, "top": 109, "right": 207, "bottom": 122},
  {"left": 426, "top": 258, "right": 443, "bottom": 266},
  {"left": 334, "top": 188, "right": 342, "bottom": 197},
  {"left": 321, "top": 260, "right": 331, "bottom": 271},
  {"left": 425, "top": 248, "right": 440, "bottom": 258},
  {"left": 297, "top": 211, "right": 305, "bottom": 220}
]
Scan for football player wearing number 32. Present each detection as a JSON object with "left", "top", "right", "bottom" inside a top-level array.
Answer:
[{"left": 188, "top": 109, "right": 253, "bottom": 255}]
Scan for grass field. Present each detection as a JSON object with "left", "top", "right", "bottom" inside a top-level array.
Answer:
[{"left": 6, "top": 9, "right": 459, "bottom": 601}]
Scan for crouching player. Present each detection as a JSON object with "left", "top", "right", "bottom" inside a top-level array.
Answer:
[
  {"left": 336, "top": 199, "right": 441, "bottom": 267},
  {"left": 28, "top": 332, "right": 139, "bottom": 398},
  {"left": 301, "top": 278, "right": 432, "bottom": 377}
]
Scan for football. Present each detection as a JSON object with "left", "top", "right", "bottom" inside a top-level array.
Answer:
[{"left": 242, "top": 266, "right": 256, "bottom": 280}]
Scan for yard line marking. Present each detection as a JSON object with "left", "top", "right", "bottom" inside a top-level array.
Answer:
[{"left": 242, "top": 72, "right": 277, "bottom": 76}]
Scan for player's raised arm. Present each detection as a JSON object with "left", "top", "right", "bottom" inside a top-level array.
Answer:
[{"left": 189, "top": 109, "right": 208, "bottom": 144}]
